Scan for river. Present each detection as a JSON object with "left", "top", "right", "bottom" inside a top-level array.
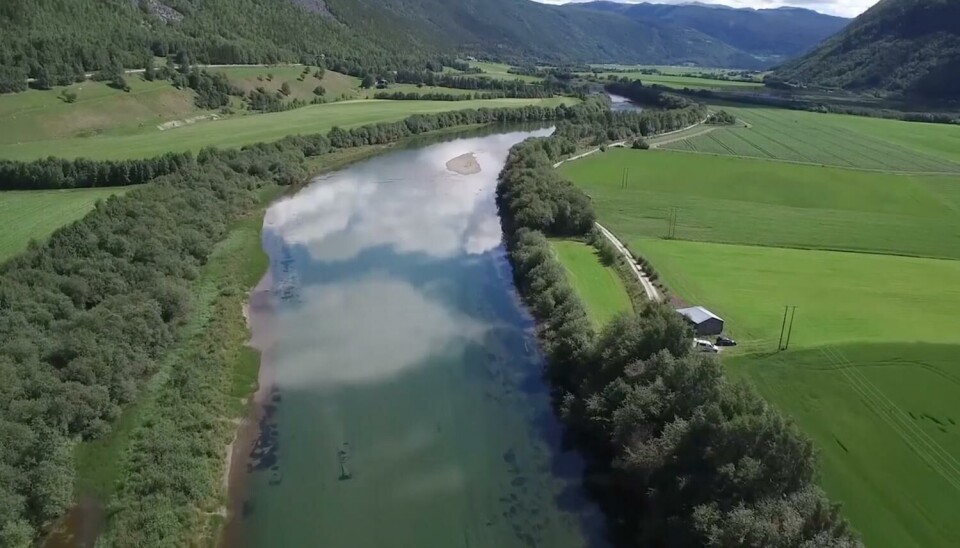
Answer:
[
  {"left": 607, "top": 93, "right": 643, "bottom": 113},
  {"left": 225, "top": 127, "right": 609, "bottom": 547}
]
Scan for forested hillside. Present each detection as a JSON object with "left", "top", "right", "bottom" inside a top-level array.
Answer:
[
  {"left": 324, "top": 0, "right": 762, "bottom": 67},
  {"left": 0, "top": 0, "right": 775, "bottom": 86},
  {"left": 772, "top": 0, "right": 960, "bottom": 100},
  {"left": 0, "top": 0, "right": 436, "bottom": 88},
  {"left": 574, "top": 2, "right": 849, "bottom": 59}
]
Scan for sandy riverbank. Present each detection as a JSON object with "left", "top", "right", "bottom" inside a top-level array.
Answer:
[{"left": 446, "top": 152, "right": 481, "bottom": 175}]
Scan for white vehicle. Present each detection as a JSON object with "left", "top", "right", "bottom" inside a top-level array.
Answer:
[{"left": 694, "top": 339, "right": 719, "bottom": 353}]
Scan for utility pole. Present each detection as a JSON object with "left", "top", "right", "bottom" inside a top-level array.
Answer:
[
  {"left": 784, "top": 306, "right": 798, "bottom": 350},
  {"left": 777, "top": 305, "right": 788, "bottom": 351},
  {"left": 667, "top": 207, "right": 679, "bottom": 239}
]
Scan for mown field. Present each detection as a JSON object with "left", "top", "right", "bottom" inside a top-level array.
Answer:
[
  {"left": 468, "top": 61, "right": 543, "bottom": 82},
  {"left": 640, "top": 239, "right": 960, "bottom": 548},
  {"left": 592, "top": 72, "right": 763, "bottom": 90},
  {"left": 562, "top": 118, "right": 960, "bottom": 547},
  {"left": 560, "top": 149, "right": 960, "bottom": 259},
  {"left": 661, "top": 106, "right": 960, "bottom": 172},
  {"left": 0, "top": 97, "right": 575, "bottom": 160},
  {"left": 0, "top": 188, "right": 130, "bottom": 262},
  {"left": 549, "top": 240, "right": 632, "bottom": 327}
]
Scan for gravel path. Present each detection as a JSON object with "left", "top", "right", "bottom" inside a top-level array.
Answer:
[{"left": 595, "top": 222, "right": 661, "bottom": 302}]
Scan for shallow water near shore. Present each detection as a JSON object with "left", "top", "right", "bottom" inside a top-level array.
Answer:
[{"left": 225, "top": 127, "right": 608, "bottom": 547}]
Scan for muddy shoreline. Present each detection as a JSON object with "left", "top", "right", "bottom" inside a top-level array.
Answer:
[{"left": 221, "top": 273, "right": 276, "bottom": 548}]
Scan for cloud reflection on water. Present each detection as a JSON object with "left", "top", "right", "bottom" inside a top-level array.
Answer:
[
  {"left": 271, "top": 276, "right": 486, "bottom": 387},
  {"left": 263, "top": 129, "right": 551, "bottom": 262}
]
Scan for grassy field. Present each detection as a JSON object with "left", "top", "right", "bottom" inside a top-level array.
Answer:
[
  {"left": 560, "top": 149, "right": 960, "bottom": 259},
  {"left": 469, "top": 61, "right": 543, "bottom": 83},
  {"left": 636, "top": 239, "right": 960, "bottom": 349},
  {"left": 661, "top": 106, "right": 960, "bottom": 172},
  {"left": 562, "top": 120, "right": 960, "bottom": 546},
  {"left": 0, "top": 78, "right": 200, "bottom": 144},
  {"left": 0, "top": 97, "right": 574, "bottom": 161},
  {"left": 638, "top": 239, "right": 960, "bottom": 548},
  {"left": 0, "top": 188, "right": 131, "bottom": 263},
  {"left": 593, "top": 72, "right": 763, "bottom": 90},
  {"left": 549, "top": 240, "right": 632, "bottom": 327}
]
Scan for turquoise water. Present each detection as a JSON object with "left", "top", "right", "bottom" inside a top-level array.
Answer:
[{"left": 232, "top": 128, "right": 607, "bottom": 547}]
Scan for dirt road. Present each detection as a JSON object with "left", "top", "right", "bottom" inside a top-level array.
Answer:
[{"left": 595, "top": 223, "right": 661, "bottom": 302}]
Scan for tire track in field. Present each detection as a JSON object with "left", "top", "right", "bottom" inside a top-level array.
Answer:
[
  {"left": 739, "top": 109, "right": 866, "bottom": 168},
  {"left": 814, "top": 124, "right": 960, "bottom": 173},
  {"left": 818, "top": 345, "right": 960, "bottom": 491},
  {"left": 725, "top": 127, "right": 777, "bottom": 159},
  {"left": 652, "top": 148, "right": 960, "bottom": 176},
  {"left": 649, "top": 126, "right": 717, "bottom": 149},
  {"left": 817, "top": 117, "right": 960, "bottom": 173},
  {"left": 804, "top": 125, "right": 918, "bottom": 172},
  {"left": 748, "top": 111, "right": 857, "bottom": 167}
]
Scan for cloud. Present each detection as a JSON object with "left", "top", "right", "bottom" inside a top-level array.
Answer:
[{"left": 532, "top": 0, "right": 875, "bottom": 18}]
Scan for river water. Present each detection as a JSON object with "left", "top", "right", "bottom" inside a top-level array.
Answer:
[
  {"left": 227, "top": 127, "right": 608, "bottom": 547},
  {"left": 607, "top": 93, "right": 643, "bottom": 113}
]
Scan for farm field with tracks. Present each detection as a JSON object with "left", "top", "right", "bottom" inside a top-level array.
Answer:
[
  {"left": 562, "top": 111, "right": 960, "bottom": 547},
  {"left": 661, "top": 106, "right": 960, "bottom": 172}
]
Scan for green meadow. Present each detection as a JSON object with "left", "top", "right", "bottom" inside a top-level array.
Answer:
[
  {"left": 562, "top": 127, "right": 960, "bottom": 547},
  {"left": 662, "top": 106, "right": 960, "bottom": 172},
  {"left": 0, "top": 188, "right": 131, "bottom": 262},
  {"left": 560, "top": 149, "right": 960, "bottom": 259},
  {"left": 0, "top": 97, "right": 574, "bottom": 160},
  {"left": 0, "top": 77, "right": 200, "bottom": 145},
  {"left": 636, "top": 239, "right": 960, "bottom": 350},
  {"left": 594, "top": 72, "right": 763, "bottom": 90},
  {"left": 549, "top": 239, "right": 632, "bottom": 327},
  {"left": 468, "top": 61, "right": 543, "bottom": 82}
]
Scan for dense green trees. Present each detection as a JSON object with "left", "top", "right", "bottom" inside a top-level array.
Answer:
[
  {"left": 605, "top": 79, "right": 700, "bottom": 110},
  {"left": 0, "top": 162, "right": 260, "bottom": 544},
  {"left": 0, "top": 153, "right": 195, "bottom": 191},
  {"left": 707, "top": 110, "right": 737, "bottom": 125},
  {"left": 0, "top": 0, "right": 458, "bottom": 95},
  {"left": 496, "top": 118, "right": 861, "bottom": 547}
]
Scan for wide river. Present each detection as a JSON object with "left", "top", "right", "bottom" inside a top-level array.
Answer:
[{"left": 226, "top": 127, "right": 608, "bottom": 547}]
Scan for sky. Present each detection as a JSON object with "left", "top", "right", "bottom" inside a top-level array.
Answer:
[{"left": 531, "top": 0, "right": 877, "bottom": 18}]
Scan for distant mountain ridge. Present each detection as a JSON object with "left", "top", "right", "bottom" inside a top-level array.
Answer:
[
  {"left": 0, "top": 0, "right": 857, "bottom": 83},
  {"left": 771, "top": 0, "right": 960, "bottom": 100},
  {"left": 566, "top": 1, "right": 850, "bottom": 61},
  {"left": 324, "top": 0, "right": 767, "bottom": 68}
]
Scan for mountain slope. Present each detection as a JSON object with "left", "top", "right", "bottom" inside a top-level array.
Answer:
[
  {"left": 0, "top": 0, "right": 785, "bottom": 81},
  {"left": 772, "top": 0, "right": 960, "bottom": 100},
  {"left": 324, "top": 0, "right": 764, "bottom": 67},
  {"left": 573, "top": 2, "right": 849, "bottom": 59},
  {"left": 0, "top": 0, "right": 431, "bottom": 83}
]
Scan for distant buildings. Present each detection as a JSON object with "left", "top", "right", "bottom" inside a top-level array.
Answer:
[{"left": 677, "top": 306, "right": 724, "bottom": 336}]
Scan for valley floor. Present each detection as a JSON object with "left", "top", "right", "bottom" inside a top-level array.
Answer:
[{"left": 560, "top": 107, "right": 960, "bottom": 547}]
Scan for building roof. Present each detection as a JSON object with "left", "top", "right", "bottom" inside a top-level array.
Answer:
[{"left": 677, "top": 306, "right": 723, "bottom": 325}]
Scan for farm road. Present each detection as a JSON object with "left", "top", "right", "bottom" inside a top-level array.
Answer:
[{"left": 596, "top": 223, "right": 661, "bottom": 302}]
